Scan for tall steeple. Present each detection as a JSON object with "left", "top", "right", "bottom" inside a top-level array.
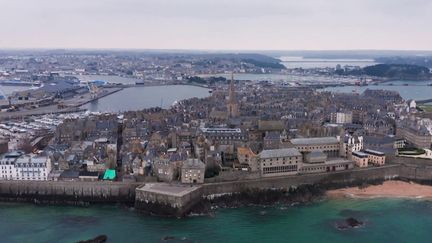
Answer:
[
  {"left": 227, "top": 72, "right": 239, "bottom": 118},
  {"left": 228, "top": 72, "right": 236, "bottom": 103}
]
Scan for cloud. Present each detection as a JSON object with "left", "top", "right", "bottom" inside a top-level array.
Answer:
[{"left": 0, "top": 0, "right": 431, "bottom": 49}]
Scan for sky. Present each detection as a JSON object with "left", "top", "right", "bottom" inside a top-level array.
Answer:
[{"left": 1, "top": 0, "right": 431, "bottom": 50}]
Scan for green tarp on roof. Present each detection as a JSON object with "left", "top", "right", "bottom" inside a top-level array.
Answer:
[{"left": 103, "top": 169, "right": 116, "bottom": 180}]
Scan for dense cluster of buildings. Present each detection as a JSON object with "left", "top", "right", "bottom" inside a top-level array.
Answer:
[
  {"left": 1, "top": 51, "right": 432, "bottom": 185},
  {"left": 1, "top": 72, "right": 415, "bottom": 184}
]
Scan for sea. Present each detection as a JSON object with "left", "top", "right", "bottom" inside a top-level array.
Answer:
[
  {"left": 81, "top": 85, "right": 211, "bottom": 112},
  {"left": 1, "top": 198, "right": 432, "bottom": 243}
]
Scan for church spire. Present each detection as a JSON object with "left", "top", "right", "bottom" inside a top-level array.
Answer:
[
  {"left": 229, "top": 72, "right": 236, "bottom": 102},
  {"left": 227, "top": 72, "right": 239, "bottom": 118}
]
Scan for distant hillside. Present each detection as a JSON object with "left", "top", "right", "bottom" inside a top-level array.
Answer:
[
  {"left": 375, "top": 56, "right": 432, "bottom": 69},
  {"left": 201, "top": 53, "right": 286, "bottom": 69},
  {"left": 336, "top": 64, "right": 431, "bottom": 80},
  {"left": 363, "top": 64, "right": 430, "bottom": 79}
]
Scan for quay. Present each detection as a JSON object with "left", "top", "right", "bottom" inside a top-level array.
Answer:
[{"left": 0, "top": 87, "right": 122, "bottom": 121}]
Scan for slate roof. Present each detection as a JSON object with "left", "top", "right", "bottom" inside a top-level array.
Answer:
[
  {"left": 291, "top": 137, "right": 339, "bottom": 145},
  {"left": 260, "top": 148, "right": 301, "bottom": 159}
]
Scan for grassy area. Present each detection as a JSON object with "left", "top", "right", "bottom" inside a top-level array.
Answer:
[{"left": 418, "top": 105, "right": 432, "bottom": 113}]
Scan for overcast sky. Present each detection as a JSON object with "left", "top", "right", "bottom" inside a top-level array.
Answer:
[{"left": 1, "top": 0, "right": 431, "bottom": 50}]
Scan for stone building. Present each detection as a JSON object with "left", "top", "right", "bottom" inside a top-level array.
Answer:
[
  {"left": 364, "top": 149, "right": 386, "bottom": 166},
  {"left": 352, "top": 151, "right": 369, "bottom": 168},
  {"left": 291, "top": 137, "right": 341, "bottom": 159},
  {"left": 258, "top": 148, "right": 302, "bottom": 177},
  {"left": 340, "top": 135, "right": 363, "bottom": 159},
  {"left": 181, "top": 159, "right": 205, "bottom": 184},
  {"left": 237, "top": 147, "right": 259, "bottom": 171},
  {"left": 352, "top": 149, "right": 386, "bottom": 167}
]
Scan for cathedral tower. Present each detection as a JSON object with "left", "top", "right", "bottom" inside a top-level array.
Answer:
[{"left": 227, "top": 72, "right": 239, "bottom": 118}]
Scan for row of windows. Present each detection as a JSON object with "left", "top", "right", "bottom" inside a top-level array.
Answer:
[
  {"left": 262, "top": 160, "right": 299, "bottom": 167},
  {"left": 264, "top": 157, "right": 299, "bottom": 162},
  {"left": 263, "top": 165, "right": 297, "bottom": 174},
  {"left": 1, "top": 175, "right": 47, "bottom": 180},
  {"left": 297, "top": 145, "right": 338, "bottom": 150},
  {"left": 15, "top": 163, "right": 47, "bottom": 168},
  {"left": 302, "top": 167, "right": 326, "bottom": 172}
]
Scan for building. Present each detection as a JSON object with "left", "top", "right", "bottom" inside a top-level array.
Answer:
[
  {"left": 78, "top": 171, "right": 99, "bottom": 181},
  {"left": 394, "top": 137, "right": 406, "bottom": 149},
  {"left": 0, "top": 152, "right": 52, "bottom": 181},
  {"left": 0, "top": 140, "right": 8, "bottom": 154},
  {"left": 200, "top": 127, "right": 246, "bottom": 146},
  {"left": 364, "top": 149, "right": 386, "bottom": 166},
  {"left": 331, "top": 111, "right": 353, "bottom": 124},
  {"left": 227, "top": 73, "right": 240, "bottom": 118},
  {"left": 291, "top": 137, "right": 340, "bottom": 158},
  {"left": 352, "top": 149, "right": 386, "bottom": 167},
  {"left": 181, "top": 159, "right": 205, "bottom": 184},
  {"left": 300, "top": 159, "right": 354, "bottom": 174},
  {"left": 263, "top": 131, "right": 281, "bottom": 149},
  {"left": 237, "top": 147, "right": 259, "bottom": 171},
  {"left": 352, "top": 151, "right": 369, "bottom": 168},
  {"left": 259, "top": 148, "right": 302, "bottom": 177},
  {"left": 153, "top": 159, "right": 178, "bottom": 182},
  {"left": 340, "top": 135, "right": 363, "bottom": 159},
  {"left": 396, "top": 125, "right": 431, "bottom": 149}
]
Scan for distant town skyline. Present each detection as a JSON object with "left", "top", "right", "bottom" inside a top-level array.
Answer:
[{"left": 1, "top": 0, "right": 432, "bottom": 50}]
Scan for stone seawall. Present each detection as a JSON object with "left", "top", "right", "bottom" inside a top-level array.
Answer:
[
  {"left": 201, "top": 165, "right": 402, "bottom": 196},
  {"left": 135, "top": 165, "right": 402, "bottom": 216},
  {"left": 2, "top": 162, "right": 432, "bottom": 216},
  {"left": 0, "top": 181, "right": 140, "bottom": 204}
]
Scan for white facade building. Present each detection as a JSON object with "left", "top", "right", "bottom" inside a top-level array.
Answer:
[
  {"left": 0, "top": 152, "right": 52, "bottom": 181},
  {"left": 331, "top": 112, "right": 353, "bottom": 124},
  {"left": 340, "top": 135, "right": 364, "bottom": 159}
]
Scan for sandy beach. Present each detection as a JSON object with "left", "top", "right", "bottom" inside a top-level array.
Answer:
[{"left": 327, "top": 180, "right": 432, "bottom": 199}]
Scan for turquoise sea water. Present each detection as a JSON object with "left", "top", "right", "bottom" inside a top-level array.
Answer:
[{"left": 1, "top": 198, "right": 432, "bottom": 243}]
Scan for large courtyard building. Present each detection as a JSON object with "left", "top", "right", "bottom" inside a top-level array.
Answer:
[
  {"left": 291, "top": 137, "right": 341, "bottom": 158},
  {"left": 259, "top": 148, "right": 302, "bottom": 177}
]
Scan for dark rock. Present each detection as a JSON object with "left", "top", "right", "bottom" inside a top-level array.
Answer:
[
  {"left": 346, "top": 217, "right": 363, "bottom": 228},
  {"left": 335, "top": 217, "right": 364, "bottom": 230},
  {"left": 77, "top": 234, "right": 107, "bottom": 243},
  {"left": 162, "top": 236, "right": 176, "bottom": 241}
]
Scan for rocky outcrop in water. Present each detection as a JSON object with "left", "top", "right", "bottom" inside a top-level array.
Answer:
[
  {"left": 335, "top": 217, "right": 364, "bottom": 230},
  {"left": 77, "top": 235, "right": 107, "bottom": 243},
  {"left": 189, "top": 184, "right": 326, "bottom": 216}
]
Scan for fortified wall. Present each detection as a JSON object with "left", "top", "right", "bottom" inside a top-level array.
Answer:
[
  {"left": 0, "top": 181, "right": 139, "bottom": 204},
  {"left": 1, "top": 162, "right": 432, "bottom": 217}
]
